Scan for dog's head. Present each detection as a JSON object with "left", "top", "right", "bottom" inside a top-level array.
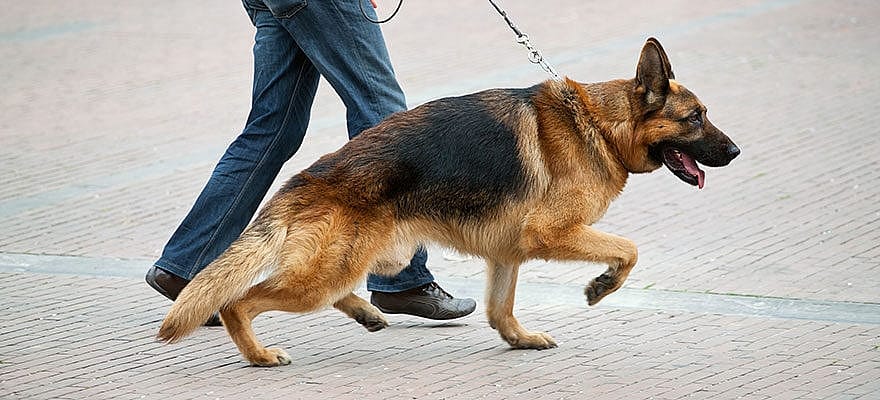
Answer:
[{"left": 628, "top": 38, "right": 740, "bottom": 188}]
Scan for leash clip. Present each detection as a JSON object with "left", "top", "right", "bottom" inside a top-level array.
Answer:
[
  {"left": 516, "top": 34, "right": 548, "bottom": 65},
  {"left": 489, "top": 0, "right": 562, "bottom": 81}
]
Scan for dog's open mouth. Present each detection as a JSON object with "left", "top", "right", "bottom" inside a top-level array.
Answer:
[{"left": 662, "top": 148, "right": 705, "bottom": 189}]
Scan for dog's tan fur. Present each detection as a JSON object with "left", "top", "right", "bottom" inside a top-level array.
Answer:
[{"left": 158, "top": 38, "right": 739, "bottom": 366}]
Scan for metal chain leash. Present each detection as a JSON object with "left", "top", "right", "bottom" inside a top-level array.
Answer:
[
  {"left": 360, "top": 0, "right": 562, "bottom": 81},
  {"left": 487, "top": 0, "right": 562, "bottom": 81}
]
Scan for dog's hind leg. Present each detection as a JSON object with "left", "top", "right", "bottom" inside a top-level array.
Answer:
[
  {"left": 220, "top": 237, "right": 384, "bottom": 365},
  {"left": 522, "top": 224, "right": 638, "bottom": 306},
  {"left": 486, "top": 260, "right": 557, "bottom": 349},
  {"left": 333, "top": 293, "right": 388, "bottom": 332},
  {"left": 219, "top": 285, "right": 296, "bottom": 367},
  {"left": 221, "top": 277, "right": 366, "bottom": 366}
]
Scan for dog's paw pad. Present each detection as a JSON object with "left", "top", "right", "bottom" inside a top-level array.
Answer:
[
  {"left": 585, "top": 274, "right": 617, "bottom": 306},
  {"left": 363, "top": 318, "right": 389, "bottom": 332},
  {"left": 507, "top": 331, "right": 557, "bottom": 350},
  {"left": 356, "top": 314, "right": 389, "bottom": 332},
  {"left": 271, "top": 348, "right": 292, "bottom": 365}
]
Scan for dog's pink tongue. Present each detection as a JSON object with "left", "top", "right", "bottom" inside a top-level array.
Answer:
[{"left": 680, "top": 152, "right": 705, "bottom": 189}]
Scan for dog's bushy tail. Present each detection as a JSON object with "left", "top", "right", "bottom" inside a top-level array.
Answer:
[{"left": 157, "top": 220, "right": 287, "bottom": 343}]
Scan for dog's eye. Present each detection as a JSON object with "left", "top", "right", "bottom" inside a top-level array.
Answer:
[{"left": 687, "top": 111, "right": 702, "bottom": 125}]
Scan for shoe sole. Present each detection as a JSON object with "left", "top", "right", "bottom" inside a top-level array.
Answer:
[
  {"left": 145, "top": 276, "right": 176, "bottom": 301},
  {"left": 372, "top": 302, "right": 474, "bottom": 320}
]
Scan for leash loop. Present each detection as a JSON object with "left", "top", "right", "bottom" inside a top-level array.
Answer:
[
  {"left": 360, "top": 0, "right": 404, "bottom": 24},
  {"left": 488, "top": 0, "right": 562, "bottom": 81}
]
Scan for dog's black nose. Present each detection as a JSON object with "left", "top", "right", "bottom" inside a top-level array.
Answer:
[{"left": 727, "top": 144, "right": 741, "bottom": 159}]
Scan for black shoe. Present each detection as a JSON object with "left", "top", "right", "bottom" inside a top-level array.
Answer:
[
  {"left": 203, "top": 312, "right": 222, "bottom": 327},
  {"left": 370, "top": 282, "right": 476, "bottom": 320},
  {"left": 145, "top": 266, "right": 222, "bottom": 327},
  {"left": 145, "top": 265, "right": 188, "bottom": 301}
]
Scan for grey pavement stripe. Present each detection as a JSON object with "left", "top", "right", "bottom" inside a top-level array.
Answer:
[
  {"left": 0, "top": 252, "right": 149, "bottom": 278},
  {"left": 437, "top": 276, "right": 880, "bottom": 326},
  {"left": 1, "top": 251, "right": 877, "bottom": 326},
  {"left": 0, "top": 21, "right": 98, "bottom": 42}
]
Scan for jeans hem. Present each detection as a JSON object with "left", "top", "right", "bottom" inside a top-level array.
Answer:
[
  {"left": 366, "top": 273, "right": 434, "bottom": 293},
  {"left": 153, "top": 258, "right": 191, "bottom": 280}
]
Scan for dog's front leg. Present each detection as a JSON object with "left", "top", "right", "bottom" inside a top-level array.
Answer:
[
  {"left": 333, "top": 292, "right": 388, "bottom": 332},
  {"left": 522, "top": 224, "right": 638, "bottom": 306},
  {"left": 486, "top": 260, "right": 557, "bottom": 349}
]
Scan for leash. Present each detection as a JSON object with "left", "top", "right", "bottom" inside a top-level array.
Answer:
[
  {"left": 487, "top": 0, "right": 562, "bottom": 81},
  {"left": 360, "top": 0, "right": 562, "bottom": 81},
  {"left": 359, "top": 0, "right": 404, "bottom": 24}
]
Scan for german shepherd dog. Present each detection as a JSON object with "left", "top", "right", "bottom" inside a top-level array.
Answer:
[{"left": 158, "top": 38, "right": 739, "bottom": 366}]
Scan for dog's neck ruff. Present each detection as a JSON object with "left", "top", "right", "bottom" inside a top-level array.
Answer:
[{"left": 547, "top": 79, "right": 631, "bottom": 191}]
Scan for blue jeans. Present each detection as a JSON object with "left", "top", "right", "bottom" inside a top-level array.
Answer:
[{"left": 154, "top": 0, "right": 434, "bottom": 292}]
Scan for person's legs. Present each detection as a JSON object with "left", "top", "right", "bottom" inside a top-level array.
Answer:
[
  {"left": 274, "top": 0, "right": 474, "bottom": 319},
  {"left": 278, "top": 0, "right": 438, "bottom": 293},
  {"left": 151, "top": 5, "right": 320, "bottom": 283},
  {"left": 150, "top": 0, "right": 474, "bottom": 320}
]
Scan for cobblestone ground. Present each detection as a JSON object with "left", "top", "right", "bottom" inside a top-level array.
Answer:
[
  {"left": 1, "top": 272, "right": 878, "bottom": 400},
  {"left": 1, "top": 0, "right": 878, "bottom": 399}
]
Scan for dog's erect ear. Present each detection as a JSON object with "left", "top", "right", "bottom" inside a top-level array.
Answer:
[
  {"left": 648, "top": 37, "right": 674, "bottom": 79},
  {"left": 636, "top": 37, "right": 672, "bottom": 112}
]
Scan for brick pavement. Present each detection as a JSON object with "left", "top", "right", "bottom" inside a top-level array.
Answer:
[
  {"left": 1, "top": 271, "right": 878, "bottom": 400},
  {"left": 1, "top": 0, "right": 879, "bottom": 398}
]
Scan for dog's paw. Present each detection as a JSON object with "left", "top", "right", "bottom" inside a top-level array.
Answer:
[
  {"left": 248, "top": 348, "right": 292, "bottom": 367},
  {"left": 585, "top": 273, "right": 618, "bottom": 306},
  {"left": 505, "top": 330, "right": 557, "bottom": 350},
  {"left": 356, "top": 313, "right": 389, "bottom": 332}
]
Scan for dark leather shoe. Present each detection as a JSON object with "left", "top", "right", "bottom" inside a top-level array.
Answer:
[
  {"left": 203, "top": 312, "right": 222, "bottom": 326},
  {"left": 145, "top": 266, "right": 222, "bottom": 327},
  {"left": 370, "top": 282, "right": 476, "bottom": 320},
  {"left": 145, "top": 266, "right": 188, "bottom": 301}
]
